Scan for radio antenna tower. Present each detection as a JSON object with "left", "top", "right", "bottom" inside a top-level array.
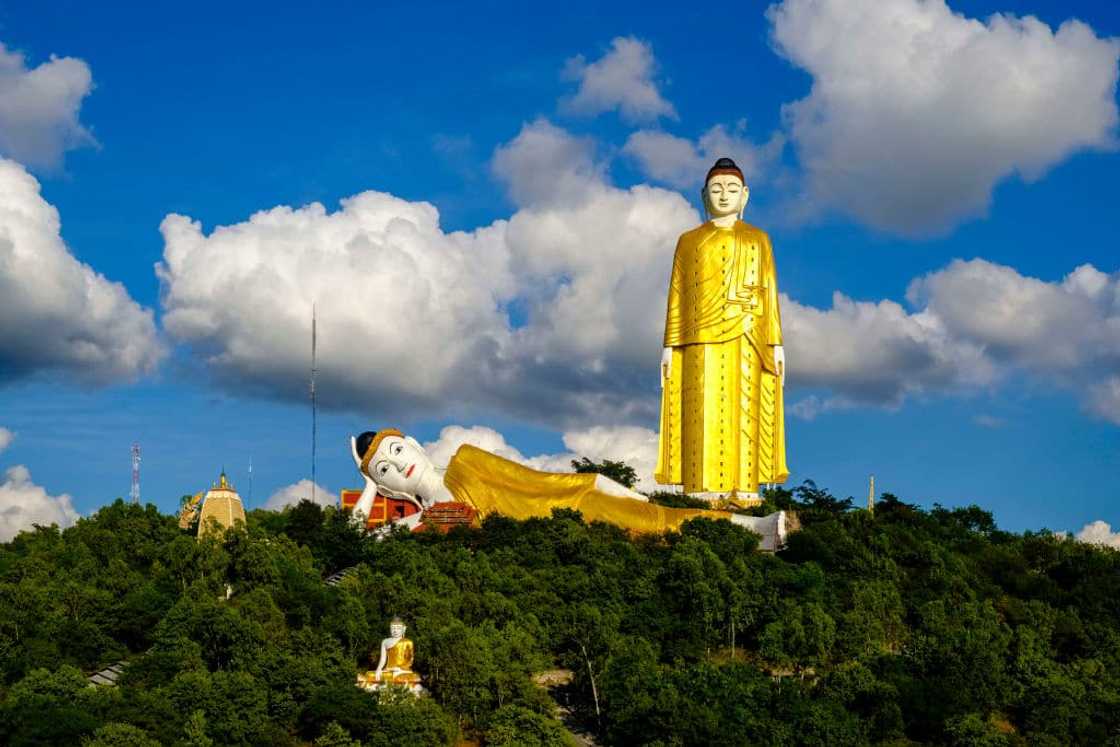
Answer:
[
  {"left": 130, "top": 443, "right": 141, "bottom": 505},
  {"left": 248, "top": 457, "right": 253, "bottom": 507},
  {"left": 310, "top": 304, "right": 317, "bottom": 505}
]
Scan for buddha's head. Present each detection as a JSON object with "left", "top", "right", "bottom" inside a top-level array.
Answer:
[
  {"left": 389, "top": 616, "right": 407, "bottom": 638},
  {"left": 351, "top": 429, "right": 433, "bottom": 501},
  {"left": 702, "top": 157, "right": 748, "bottom": 220}
]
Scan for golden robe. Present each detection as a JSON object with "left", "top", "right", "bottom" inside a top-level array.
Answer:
[
  {"left": 655, "top": 220, "right": 789, "bottom": 496},
  {"left": 443, "top": 444, "right": 732, "bottom": 533},
  {"left": 359, "top": 638, "right": 421, "bottom": 686},
  {"left": 378, "top": 639, "right": 420, "bottom": 684},
  {"left": 384, "top": 638, "right": 414, "bottom": 671}
]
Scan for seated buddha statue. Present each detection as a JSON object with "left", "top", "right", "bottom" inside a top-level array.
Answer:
[
  {"left": 356, "top": 617, "right": 424, "bottom": 694},
  {"left": 348, "top": 428, "right": 789, "bottom": 551}
]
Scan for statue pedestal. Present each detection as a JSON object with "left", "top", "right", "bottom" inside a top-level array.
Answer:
[
  {"left": 355, "top": 671, "right": 426, "bottom": 697},
  {"left": 688, "top": 491, "right": 763, "bottom": 508}
]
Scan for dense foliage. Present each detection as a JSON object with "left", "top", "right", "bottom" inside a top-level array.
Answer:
[
  {"left": 1, "top": 483, "right": 1118, "bottom": 745},
  {"left": 571, "top": 457, "right": 639, "bottom": 489}
]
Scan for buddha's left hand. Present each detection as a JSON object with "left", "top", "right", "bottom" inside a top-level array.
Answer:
[{"left": 773, "top": 345, "right": 785, "bottom": 386}]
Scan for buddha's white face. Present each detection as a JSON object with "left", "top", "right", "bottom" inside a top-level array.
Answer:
[
  {"left": 389, "top": 621, "right": 406, "bottom": 638},
  {"left": 368, "top": 434, "right": 432, "bottom": 498},
  {"left": 704, "top": 174, "right": 747, "bottom": 218}
]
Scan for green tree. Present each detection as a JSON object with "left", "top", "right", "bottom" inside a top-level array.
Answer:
[
  {"left": 570, "top": 457, "right": 637, "bottom": 489},
  {"left": 82, "top": 723, "right": 162, "bottom": 747},
  {"left": 484, "top": 705, "right": 572, "bottom": 746},
  {"left": 645, "top": 490, "right": 712, "bottom": 509},
  {"left": 759, "top": 601, "right": 836, "bottom": 676},
  {"left": 314, "top": 721, "right": 361, "bottom": 747},
  {"left": 942, "top": 712, "right": 1012, "bottom": 746},
  {"left": 3, "top": 479, "right": 1120, "bottom": 745},
  {"left": 284, "top": 500, "right": 325, "bottom": 551},
  {"left": 426, "top": 621, "right": 499, "bottom": 724},
  {"left": 180, "top": 709, "right": 213, "bottom": 747},
  {"left": 0, "top": 666, "right": 102, "bottom": 745}
]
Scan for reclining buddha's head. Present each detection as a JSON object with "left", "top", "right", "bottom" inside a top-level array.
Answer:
[{"left": 351, "top": 429, "right": 434, "bottom": 500}]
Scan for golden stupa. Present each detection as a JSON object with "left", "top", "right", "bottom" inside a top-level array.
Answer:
[{"left": 194, "top": 471, "right": 246, "bottom": 537}]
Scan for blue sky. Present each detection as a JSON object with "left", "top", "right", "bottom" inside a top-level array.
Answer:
[{"left": 0, "top": 0, "right": 1118, "bottom": 538}]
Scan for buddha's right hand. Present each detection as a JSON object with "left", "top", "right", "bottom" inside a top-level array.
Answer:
[{"left": 661, "top": 347, "right": 672, "bottom": 386}]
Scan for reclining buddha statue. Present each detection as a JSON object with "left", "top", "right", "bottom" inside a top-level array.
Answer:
[{"left": 349, "top": 429, "right": 789, "bottom": 551}]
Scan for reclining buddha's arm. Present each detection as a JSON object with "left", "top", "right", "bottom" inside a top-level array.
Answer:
[{"left": 351, "top": 479, "right": 379, "bottom": 529}]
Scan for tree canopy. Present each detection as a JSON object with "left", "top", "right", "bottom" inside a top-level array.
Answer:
[
  {"left": 570, "top": 457, "right": 638, "bottom": 489},
  {"left": 0, "top": 482, "right": 1117, "bottom": 745}
]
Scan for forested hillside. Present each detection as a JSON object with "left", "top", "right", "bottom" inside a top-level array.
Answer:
[{"left": 1, "top": 483, "right": 1118, "bottom": 746}]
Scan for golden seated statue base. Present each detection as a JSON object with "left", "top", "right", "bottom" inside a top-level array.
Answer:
[{"left": 355, "top": 668, "right": 426, "bottom": 696}]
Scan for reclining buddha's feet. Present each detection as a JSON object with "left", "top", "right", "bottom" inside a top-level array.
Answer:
[
  {"left": 730, "top": 510, "right": 787, "bottom": 552},
  {"left": 594, "top": 474, "right": 648, "bottom": 501}
]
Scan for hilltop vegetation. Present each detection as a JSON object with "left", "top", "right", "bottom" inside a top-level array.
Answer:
[{"left": 0, "top": 484, "right": 1118, "bottom": 745}]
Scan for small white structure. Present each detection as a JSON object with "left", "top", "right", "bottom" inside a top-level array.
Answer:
[{"left": 88, "top": 661, "right": 127, "bottom": 687}]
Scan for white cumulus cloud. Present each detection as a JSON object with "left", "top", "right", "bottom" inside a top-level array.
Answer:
[
  {"left": 784, "top": 290, "right": 994, "bottom": 409},
  {"left": 264, "top": 479, "right": 335, "bottom": 510},
  {"left": 423, "top": 425, "right": 531, "bottom": 468},
  {"left": 912, "top": 259, "right": 1120, "bottom": 422},
  {"left": 157, "top": 190, "right": 512, "bottom": 415},
  {"left": 157, "top": 119, "right": 696, "bottom": 426},
  {"left": 0, "top": 42, "right": 96, "bottom": 171},
  {"left": 910, "top": 260, "right": 1120, "bottom": 374},
  {"left": 0, "top": 159, "right": 165, "bottom": 385},
  {"left": 1087, "top": 377, "right": 1120, "bottom": 425},
  {"left": 0, "top": 465, "right": 79, "bottom": 542},
  {"left": 492, "top": 118, "right": 606, "bottom": 207},
  {"left": 0, "top": 428, "right": 12, "bottom": 454},
  {"left": 1075, "top": 520, "right": 1120, "bottom": 549},
  {"left": 555, "top": 424, "right": 664, "bottom": 492},
  {"left": 623, "top": 122, "right": 785, "bottom": 189},
  {"left": 785, "top": 258, "right": 1120, "bottom": 419},
  {"left": 154, "top": 98, "right": 1120, "bottom": 428},
  {"left": 561, "top": 36, "right": 677, "bottom": 123},
  {"left": 497, "top": 122, "right": 696, "bottom": 374},
  {"left": 768, "top": 0, "right": 1120, "bottom": 235}
]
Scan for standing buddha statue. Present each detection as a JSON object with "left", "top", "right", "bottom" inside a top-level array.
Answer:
[{"left": 655, "top": 157, "right": 789, "bottom": 503}]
